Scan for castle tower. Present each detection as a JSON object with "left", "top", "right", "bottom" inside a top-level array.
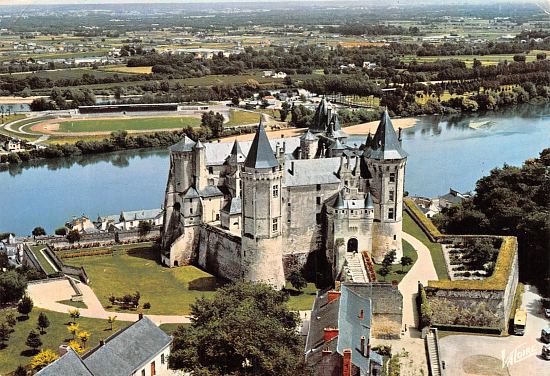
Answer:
[
  {"left": 300, "top": 130, "right": 318, "bottom": 159},
  {"left": 193, "top": 140, "right": 208, "bottom": 191},
  {"left": 225, "top": 139, "right": 245, "bottom": 198},
  {"left": 240, "top": 120, "right": 285, "bottom": 289},
  {"left": 363, "top": 111, "right": 408, "bottom": 263},
  {"left": 311, "top": 97, "right": 332, "bottom": 133},
  {"left": 161, "top": 136, "right": 196, "bottom": 250}
]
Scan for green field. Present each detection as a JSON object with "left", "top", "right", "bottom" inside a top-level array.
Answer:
[
  {"left": 64, "top": 247, "right": 220, "bottom": 315},
  {"left": 57, "top": 116, "right": 201, "bottom": 133},
  {"left": 225, "top": 110, "right": 262, "bottom": 126},
  {"left": 403, "top": 211, "right": 449, "bottom": 280},
  {"left": 0, "top": 308, "right": 130, "bottom": 375},
  {"left": 374, "top": 239, "right": 418, "bottom": 283},
  {"left": 402, "top": 50, "right": 550, "bottom": 68},
  {"left": 285, "top": 282, "right": 317, "bottom": 311}
]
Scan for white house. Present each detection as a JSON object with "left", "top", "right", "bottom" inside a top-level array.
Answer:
[
  {"left": 35, "top": 315, "right": 172, "bottom": 376},
  {"left": 120, "top": 208, "right": 163, "bottom": 230},
  {"left": 4, "top": 139, "right": 21, "bottom": 152}
]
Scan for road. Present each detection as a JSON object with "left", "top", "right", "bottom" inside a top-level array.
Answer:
[{"left": 439, "top": 284, "right": 549, "bottom": 376}]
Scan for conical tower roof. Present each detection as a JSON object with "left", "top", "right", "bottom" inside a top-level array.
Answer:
[
  {"left": 244, "top": 119, "right": 279, "bottom": 169},
  {"left": 169, "top": 135, "right": 196, "bottom": 152},
  {"left": 333, "top": 191, "right": 345, "bottom": 209},
  {"left": 300, "top": 129, "right": 318, "bottom": 141},
  {"left": 363, "top": 110, "right": 408, "bottom": 160},
  {"left": 365, "top": 192, "right": 374, "bottom": 209},
  {"left": 230, "top": 139, "right": 243, "bottom": 155}
]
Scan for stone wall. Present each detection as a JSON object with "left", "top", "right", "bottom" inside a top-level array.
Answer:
[{"left": 197, "top": 224, "right": 242, "bottom": 282}]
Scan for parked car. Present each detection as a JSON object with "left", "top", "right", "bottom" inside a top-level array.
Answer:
[
  {"left": 542, "top": 328, "right": 550, "bottom": 344},
  {"left": 542, "top": 345, "right": 550, "bottom": 361},
  {"left": 544, "top": 308, "right": 550, "bottom": 319}
]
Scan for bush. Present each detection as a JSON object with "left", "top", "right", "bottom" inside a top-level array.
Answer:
[
  {"left": 143, "top": 302, "right": 151, "bottom": 309},
  {"left": 55, "top": 227, "right": 67, "bottom": 236}
]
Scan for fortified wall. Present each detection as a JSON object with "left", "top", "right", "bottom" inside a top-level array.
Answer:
[{"left": 405, "top": 198, "right": 519, "bottom": 334}]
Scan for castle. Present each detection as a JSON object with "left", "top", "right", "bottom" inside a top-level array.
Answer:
[{"left": 161, "top": 99, "right": 408, "bottom": 289}]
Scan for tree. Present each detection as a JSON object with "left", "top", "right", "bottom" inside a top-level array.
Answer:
[
  {"left": 0, "top": 270, "right": 27, "bottom": 304},
  {"left": 382, "top": 250, "right": 397, "bottom": 269},
  {"left": 107, "top": 315, "right": 117, "bottom": 331},
  {"left": 5, "top": 312, "right": 17, "bottom": 327},
  {"left": 17, "top": 295, "right": 33, "bottom": 319},
  {"left": 31, "top": 349, "right": 59, "bottom": 370},
  {"left": 170, "top": 282, "right": 307, "bottom": 376},
  {"left": 13, "top": 365, "right": 26, "bottom": 376},
  {"left": 513, "top": 54, "right": 526, "bottom": 62},
  {"left": 67, "top": 323, "right": 79, "bottom": 340},
  {"left": 32, "top": 227, "right": 46, "bottom": 238},
  {"left": 138, "top": 221, "right": 153, "bottom": 238},
  {"left": 68, "top": 340, "right": 84, "bottom": 354},
  {"left": 0, "top": 322, "right": 11, "bottom": 348},
  {"left": 66, "top": 229, "right": 81, "bottom": 244},
  {"left": 378, "top": 266, "right": 390, "bottom": 281},
  {"left": 77, "top": 331, "right": 91, "bottom": 348},
  {"left": 287, "top": 270, "right": 307, "bottom": 292},
  {"left": 68, "top": 309, "right": 80, "bottom": 323},
  {"left": 37, "top": 312, "right": 50, "bottom": 334},
  {"left": 400, "top": 256, "right": 413, "bottom": 271},
  {"left": 26, "top": 330, "right": 42, "bottom": 353},
  {"left": 55, "top": 227, "right": 67, "bottom": 236},
  {"left": 201, "top": 111, "right": 225, "bottom": 138},
  {"left": 0, "top": 252, "right": 9, "bottom": 269}
]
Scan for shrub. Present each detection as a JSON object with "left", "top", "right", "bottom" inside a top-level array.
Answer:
[{"left": 143, "top": 302, "right": 151, "bottom": 309}]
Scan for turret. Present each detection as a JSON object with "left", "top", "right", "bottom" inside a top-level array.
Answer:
[
  {"left": 300, "top": 130, "right": 318, "bottom": 159},
  {"left": 364, "top": 111, "right": 408, "bottom": 262},
  {"left": 193, "top": 140, "right": 207, "bottom": 191},
  {"left": 240, "top": 120, "right": 285, "bottom": 289}
]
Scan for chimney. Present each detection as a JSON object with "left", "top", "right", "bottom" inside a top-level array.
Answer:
[
  {"left": 327, "top": 290, "right": 341, "bottom": 303},
  {"left": 398, "top": 127, "right": 403, "bottom": 143},
  {"left": 99, "top": 339, "right": 105, "bottom": 347},
  {"left": 290, "top": 161, "right": 295, "bottom": 175},
  {"left": 342, "top": 349, "right": 352, "bottom": 376},
  {"left": 366, "top": 344, "right": 371, "bottom": 358},
  {"left": 138, "top": 313, "right": 143, "bottom": 320},
  {"left": 323, "top": 327, "right": 339, "bottom": 342},
  {"left": 360, "top": 336, "right": 365, "bottom": 355},
  {"left": 359, "top": 309, "right": 364, "bottom": 321}
]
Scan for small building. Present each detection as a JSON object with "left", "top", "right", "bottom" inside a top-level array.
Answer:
[
  {"left": 66, "top": 216, "right": 96, "bottom": 233},
  {"left": 305, "top": 284, "right": 384, "bottom": 376},
  {"left": 35, "top": 315, "right": 172, "bottom": 376},
  {"left": 438, "top": 188, "right": 468, "bottom": 209},
  {"left": 95, "top": 214, "right": 120, "bottom": 232},
  {"left": 4, "top": 139, "right": 21, "bottom": 152},
  {"left": 120, "top": 208, "right": 163, "bottom": 230}
]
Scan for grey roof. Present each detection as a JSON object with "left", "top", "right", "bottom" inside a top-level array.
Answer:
[
  {"left": 329, "top": 139, "right": 345, "bottom": 150},
  {"left": 363, "top": 111, "right": 408, "bottom": 160},
  {"left": 366, "top": 192, "right": 374, "bottom": 209},
  {"left": 305, "top": 290, "right": 341, "bottom": 353},
  {"left": 221, "top": 197, "right": 242, "bottom": 215},
  {"left": 183, "top": 186, "right": 200, "bottom": 199},
  {"left": 194, "top": 140, "right": 205, "bottom": 149},
  {"left": 198, "top": 185, "right": 224, "bottom": 198},
  {"left": 328, "top": 114, "right": 348, "bottom": 140},
  {"left": 311, "top": 97, "right": 332, "bottom": 133},
  {"left": 336, "top": 285, "right": 382, "bottom": 372},
  {"left": 284, "top": 158, "right": 341, "bottom": 187},
  {"left": 97, "top": 214, "right": 119, "bottom": 223},
  {"left": 300, "top": 129, "right": 318, "bottom": 141},
  {"left": 339, "top": 199, "right": 368, "bottom": 210},
  {"left": 121, "top": 208, "right": 162, "bottom": 221},
  {"left": 244, "top": 120, "right": 279, "bottom": 169},
  {"left": 35, "top": 348, "right": 94, "bottom": 376},
  {"left": 204, "top": 137, "right": 300, "bottom": 166},
  {"left": 83, "top": 317, "right": 171, "bottom": 376},
  {"left": 169, "top": 135, "right": 196, "bottom": 152},
  {"left": 334, "top": 191, "right": 345, "bottom": 209}
]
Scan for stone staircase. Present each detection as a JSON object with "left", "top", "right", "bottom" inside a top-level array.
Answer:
[
  {"left": 426, "top": 328, "right": 444, "bottom": 376},
  {"left": 344, "top": 252, "right": 369, "bottom": 283}
]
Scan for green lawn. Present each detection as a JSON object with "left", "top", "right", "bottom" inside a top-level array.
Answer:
[
  {"left": 225, "top": 110, "right": 262, "bottom": 127},
  {"left": 28, "top": 245, "right": 58, "bottom": 276},
  {"left": 0, "top": 308, "right": 130, "bottom": 375},
  {"left": 285, "top": 282, "right": 317, "bottom": 311},
  {"left": 56, "top": 300, "right": 88, "bottom": 309},
  {"left": 403, "top": 211, "right": 449, "bottom": 280},
  {"left": 374, "top": 239, "right": 417, "bottom": 283},
  {"left": 56, "top": 116, "right": 201, "bottom": 133},
  {"left": 64, "top": 247, "right": 221, "bottom": 315}
]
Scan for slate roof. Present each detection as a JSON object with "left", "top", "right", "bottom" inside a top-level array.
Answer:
[
  {"left": 363, "top": 111, "right": 408, "bottom": 160},
  {"left": 329, "top": 139, "right": 345, "bottom": 150},
  {"left": 334, "top": 191, "right": 345, "bottom": 209},
  {"left": 311, "top": 97, "right": 332, "bottom": 133},
  {"left": 221, "top": 197, "right": 242, "bottom": 215},
  {"left": 198, "top": 185, "right": 224, "bottom": 198},
  {"left": 121, "top": 208, "right": 162, "bottom": 222},
  {"left": 83, "top": 317, "right": 171, "bottom": 376},
  {"left": 35, "top": 348, "right": 93, "bottom": 376},
  {"left": 97, "top": 214, "right": 119, "bottom": 223},
  {"left": 226, "top": 139, "right": 246, "bottom": 164},
  {"left": 336, "top": 286, "right": 383, "bottom": 371},
  {"left": 183, "top": 186, "right": 200, "bottom": 199},
  {"left": 300, "top": 129, "right": 318, "bottom": 141},
  {"left": 284, "top": 158, "right": 341, "bottom": 187},
  {"left": 244, "top": 120, "right": 280, "bottom": 169},
  {"left": 365, "top": 192, "right": 374, "bottom": 209},
  {"left": 169, "top": 135, "right": 196, "bottom": 152},
  {"left": 305, "top": 290, "right": 341, "bottom": 353}
]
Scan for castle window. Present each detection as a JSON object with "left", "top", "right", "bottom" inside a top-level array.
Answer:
[
  {"left": 216, "top": 214, "right": 220, "bottom": 221},
  {"left": 272, "top": 218, "right": 279, "bottom": 232},
  {"left": 208, "top": 167, "right": 213, "bottom": 174},
  {"left": 272, "top": 184, "right": 279, "bottom": 198},
  {"left": 316, "top": 213, "right": 322, "bottom": 223},
  {"left": 316, "top": 184, "right": 321, "bottom": 191},
  {"left": 388, "top": 208, "right": 395, "bottom": 220},
  {"left": 389, "top": 190, "right": 395, "bottom": 202},
  {"left": 316, "top": 197, "right": 321, "bottom": 205},
  {"left": 394, "top": 234, "right": 397, "bottom": 240},
  {"left": 190, "top": 207, "right": 193, "bottom": 214},
  {"left": 389, "top": 173, "right": 396, "bottom": 183},
  {"left": 288, "top": 202, "right": 291, "bottom": 207},
  {"left": 345, "top": 180, "right": 349, "bottom": 186}
]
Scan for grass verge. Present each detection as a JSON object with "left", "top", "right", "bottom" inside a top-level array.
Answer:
[{"left": 374, "top": 239, "right": 418, "bottom": 283}]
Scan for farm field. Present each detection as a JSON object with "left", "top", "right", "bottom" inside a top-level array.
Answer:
[
  {"left": 225, "top": 109, "right": 262, "bottom": 126},
  {"left": 0, "top": 308, "right": 130, "bottom": 375},
  {"left": 100, "top": 65, "right": 153, "bottom": 74},
  {"left": 402, "top": 50, "right": 550, "bottom": 67},
  {"left": 56, "top": 116, "right": 201, "bottom": 133}
]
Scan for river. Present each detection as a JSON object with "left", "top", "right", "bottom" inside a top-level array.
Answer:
[{"left": 1, "top": 103, "right": 549, "bottom": 235}]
